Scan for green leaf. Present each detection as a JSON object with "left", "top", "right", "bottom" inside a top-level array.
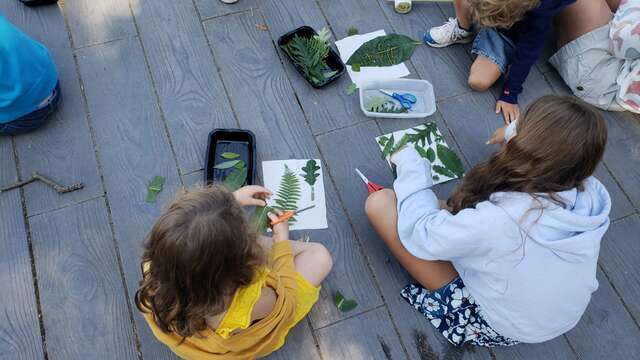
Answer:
[
  {"left": 391, "top": 134, "right": 410, "bottom": 155},
  {"left": 346, "top": 34, "right": 422, "bottom": 67},
  {"left": 436, "top": 144, "right": 465, "bottom": 178},
  {"left": 283, "top": 33, "right": 331, "bottom": 85},
  {"left": 381, "top": 134, "right": 395, "bottom": 159},
  {"left": 426, "top": 147, "right": 436, "bottom": 162},
  {"left": 378, "top": 135, "right": 390, "bottom": 146},
  {"left": 251, "top": 205, "right": 272, "bottom": 234},
  {"left": 272, "top": 165, "right": 301, "bottom": 224},
  {"left": 347, "top": 26, "right": 359, "bottom": 36},
  {"left": 334, "top": 291, "right": 358, "bottom": 312},
  {"left": 345, "top": 83, "right": 358, "bottom": 96},
  {"left": 214, "top": 160, "right": 240, "bottom": 169},
  {"left": 415, "top": 145, "right": 435, "bottom": 162},
  {"left": 432, "top": 164, "right": 457, "bottom": 178},
  {"left": 221, "top": 152, "right": 240, "bottom": 159},
  {"left": 223, "top": 166, "right": 248, "bottom": 192},
  {"left": 146, "top": 176, "right": 166, "bottom": 203},
  {"left": 301, "top": 160, "right": 321, "bottom": 186},
  {"left": 351, "top": 63, "right": 361, "bottom": 72},
  {"left": 234, "top": 160, "right": 245, "bottom": 169},
  {"left": 432, "top": 175, "right": 440, "bottom": 182}
]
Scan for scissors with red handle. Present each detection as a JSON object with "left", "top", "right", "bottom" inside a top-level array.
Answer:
[
  {"left": 270, "top": 205, "right": 316, "bottom": 226},
  {"left": 355, "top": 168, "right": 384, "bottom": 194}
]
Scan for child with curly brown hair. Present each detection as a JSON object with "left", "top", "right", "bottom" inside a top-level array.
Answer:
[
  {"left": 425, "top": 0, "right": 575, "bottom": 123},
  {"left": 136, "top": 185, "right": 333, "bottom": 359}
]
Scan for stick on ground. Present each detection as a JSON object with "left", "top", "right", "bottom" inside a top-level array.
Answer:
[{"left": 0, "top": 172, "right": 84, "bottom": 194}]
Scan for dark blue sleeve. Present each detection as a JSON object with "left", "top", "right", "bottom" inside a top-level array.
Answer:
[{"left": 499, "top": 13, "right": 553, "bottom": 104}]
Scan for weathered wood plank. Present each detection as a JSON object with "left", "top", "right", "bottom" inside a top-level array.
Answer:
[
  {"left": 130, "top": 0, "right": 237, "bottom": 174},
  {"left": 543, "top": 69, "right": 572, "bottom": 96},
  {"left": 374, "top": 0, "right": 473, "bottom": 100},
  {"left": 29, "top": 198, "right": 137, "bottom": 359},
  {"left": 261, "top": 0, "right": 372, "bottom": 135},
  {"left": 438, "top": 92, "right": 504, "bottom": 166},
  {"left": 265, "top": 320, "right": 321, "bottom": 360},
  {"left": 181, "top": 170, "right": 205, "bottom": 187},
  {"left": 0, "top": 2, "right": 102, "bottom": 216},
  {"left": 599, "top": 215, "right": 640, "bottom": 323},
  {"left": 565, "top": 269, "right": 640, "bottom": 359},
  {"left": 194, "top": 0, "right": 258, "bottom": 20},
  {"left": 600, "top": 111, "right": 640, "bottom": 209},
  {"left": 315, "top": 307, "right": 408, "bottom": 360},
  {"left": 490, "top": 66, "right": 555, "bottom": 110},
  {"left": 317, "top": 121, "right": 489, "bottom": 360},
  {"left": 76, "top": 38, "right": 181, "bottom": 359},
  {"left": 594, "top": 165, "right": 635, "bottom": 221},
  {"left": 63, "top": 0, "right": 135, "bottom": 48},
  {"left": 0, "top": 139, "right": 44, "bottom": 359},
  {"left": 203, "top": 12, "right": 384, "bottom": 329},
  {"left": 493, "top": 338, "right": 577, "bottom": 360}
]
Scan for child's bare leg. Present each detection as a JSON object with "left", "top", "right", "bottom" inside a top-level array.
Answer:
[
  {"left": 454, "top": 0, "right": 473, "bottom": 29},
  {"left": 606, "top": 0, "right": 621, "bottom": 12},
  {"left": 555, "top": 0, "right": 613, "bottom": 48},
  {"left": 365, "top": 189, "right": 458, "bottom": 291},
  {"left": 468, "top": 55, "right": 502, "bottom": 92},
  {"left": 290, "top": 241, "right": 333, "bottom": 287}
]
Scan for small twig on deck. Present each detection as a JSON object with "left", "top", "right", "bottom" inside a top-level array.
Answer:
[{"left": 0, "top": 172, "right": 84, "bottom": 194}]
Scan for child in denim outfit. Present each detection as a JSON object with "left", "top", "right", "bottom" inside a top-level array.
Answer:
[{"left": 425, "top": 0, "right": 575, "bottom": 123}]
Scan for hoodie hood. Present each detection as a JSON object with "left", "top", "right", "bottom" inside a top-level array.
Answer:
[{"left": 491, "top": 177, "right": 611, "bottom": 262}]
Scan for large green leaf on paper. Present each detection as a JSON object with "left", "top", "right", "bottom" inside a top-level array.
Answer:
[
  {"left": 436, "top": 144, "right": 465, "bottom": 178},
  {"left": 272, "top": 165, "right": 301, "bottom": 224},
  {"left": 415, "top": 145, "right": 435, "bottom": 162},
  {"left": 391, "top": 134, "right": 411, "bottom": 155},
  {"left": 432, "top": 165, "right": 457, "bottom": 178},
  {"left": 223, "top": 166, "right": 248, "bottom": 192},
  {"left": 381, "top": 134, "right": 395, "bottom": 159},
  {"left": 301, "top": 160, "right": 321, "bottom": 186},
  {"left": 346, "top": 34, "right": 422, "bottom": 67}
]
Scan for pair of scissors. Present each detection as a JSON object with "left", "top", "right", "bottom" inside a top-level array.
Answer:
[
  {"left": 355, "top": 168, "right": 384, "bottom": 195},
  {"left": 270, "top": 205, "right": 316, "bottom": 226},
  {"left": 379, "top": 89, "right": 417, "bottom": 110}
]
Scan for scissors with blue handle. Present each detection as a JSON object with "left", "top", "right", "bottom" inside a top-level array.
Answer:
[{"left": 379, "top": 89, "right": 417, "bottom": 110}]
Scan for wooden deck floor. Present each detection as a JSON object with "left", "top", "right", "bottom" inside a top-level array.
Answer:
[{"left": 1, "top": 1, "right": 639, "bottom": 359}]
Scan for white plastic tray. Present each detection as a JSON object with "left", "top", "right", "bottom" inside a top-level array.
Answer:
[{"left": 359, "top": 79, "right": 436, "bottom": 118}]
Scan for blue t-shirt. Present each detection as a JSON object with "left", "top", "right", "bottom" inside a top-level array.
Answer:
[{"left": 0, "top": 14, "right": 58, "bottom": 123}]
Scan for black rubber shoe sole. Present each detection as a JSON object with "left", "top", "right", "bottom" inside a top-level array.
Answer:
[{"left": 19, "top": 0, "right": 58, "bottom": 7}]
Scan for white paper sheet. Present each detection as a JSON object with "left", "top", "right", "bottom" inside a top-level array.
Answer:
[
  {"left": 262, "top": 159, "right": 328, "bottom": 231},
  {"left": 335, "top": 30, "right": 411, "bottom": 87},
  {"left": 376, "top": 123, "right": 465, "bottom": 185}
]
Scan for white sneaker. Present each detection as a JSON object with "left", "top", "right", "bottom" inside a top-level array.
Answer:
[
  {"left": 424, "top": 18, "right": 473, "bottom": 48},
  {"left": 219, "top": 0, "right": 239, "bottom": 3}
]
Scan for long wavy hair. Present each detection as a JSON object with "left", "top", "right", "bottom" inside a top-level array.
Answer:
[
  {"left": 135, "top": 185, "right": 264, "bottom": 339},
  {"left": 468, "top": 0, "right": 540, "bottom": 28},
  {"left": 447, "top": 95, "right": 607, "bottom": 214}
]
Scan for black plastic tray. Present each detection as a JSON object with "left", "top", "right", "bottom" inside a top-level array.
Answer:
[
  {"left": 278, "top": 26, "right": 346, "bottom": 89},
  {"left": 204, "top": 129, "right": 256, "bottom": 186}
]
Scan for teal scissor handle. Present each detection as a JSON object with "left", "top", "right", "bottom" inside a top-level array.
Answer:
[{"left": 380, "top": 89, "right": 417, "bottom": 110}]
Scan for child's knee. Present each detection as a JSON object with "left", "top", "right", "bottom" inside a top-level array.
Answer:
[
  {"left": 364, "top": 189, "right": 395, "bottom": 217},
  {"left": 468, "top": 73, "right": 493, "bottom": 92},
  {"left": 310, "top": 242, "right": 333, "bottom": 277}
]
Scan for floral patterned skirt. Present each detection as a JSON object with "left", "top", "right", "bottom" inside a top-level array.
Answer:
[{"left": 400, "top": 277, "right": 519, "bottom": 347}]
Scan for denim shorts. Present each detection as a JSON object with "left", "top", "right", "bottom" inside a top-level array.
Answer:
[
  {"left": 471, "top": 28, "right": 516, "bottom": 75},
  {"left": 0, "top": 81, "right": 61, "bottom": 136}
]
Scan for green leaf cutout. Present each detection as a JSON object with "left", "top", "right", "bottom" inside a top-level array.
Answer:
[
  {"left": 334, "top": 291, "right": 358, "bottom": 312},
  {"left": 381, "top": 134, "right": 395, "bottom": 159},
  {"left": 234, "top": 160, "right": 245, "bottom": 169},
  {"left": 436, "top": 144, "right": 465, "bottom": 178},
  {"left": 221, "top": 152, "right": 241, "bottom": 159},
  {"left": 272, "top": 165, "right": 301, "bottom": 224},
  {"left": 346, "top": 34, "right": 422, "bottom": 67},
  {"left": 223, "top": 166, "right": 248, "bottom": 192},
  {"left": 432, "top": 165, "right": 457, "bottom": 178},
  {"left": 301, "top": 159, "right": 321, "bottom": 201},
  {"left": 345, "top": 83, "right": 358, "bottom": 96},
  {"left": 146, "top": 176, "right": 166, "bottom": 203},
  {"left": 347, "top": 26, "right": 359, "bottom": 36},
  {"left": 378, "top": 135, "right": 390, "bottom": 147},
  {"left": 214, "top": 160, "right": 240, "bottom": 169},
  {"left": 352, "top": 63, "right": 361, "bottom": 72}
]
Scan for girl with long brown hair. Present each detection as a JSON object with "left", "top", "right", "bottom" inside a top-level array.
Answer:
[
  {"left": 366, "top": 95, "right": 611, "bottom": 347},
  {"left": 135, "top": 185, "right": 332, "bottom": 359}
]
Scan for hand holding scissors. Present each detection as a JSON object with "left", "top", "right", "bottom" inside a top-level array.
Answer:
[
  {"left": 379, "top": 89, "right": 417, "bottom": 110},
  {"left": 270, "top": 205, "right": 316, "bottom": 226}
]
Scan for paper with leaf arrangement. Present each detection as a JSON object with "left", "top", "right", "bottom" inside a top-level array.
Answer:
[
  {"left": 335, "top": 30, "right": 410, "bottom": 87},
  {"left": 262, "top": 159, "right": 328, "bottom": 230},
  {"left": 376, "top": 123, "right": 465, "bottom": 185}
]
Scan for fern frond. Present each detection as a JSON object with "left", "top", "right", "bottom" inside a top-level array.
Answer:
[
  {"left": 272, "top": 165, "right": 301, "bottom": 224},
  {"left": 284, "top": 32, "right": 332, "bottom": 84},
  {"left": 314, "top": 27, "right": 332, "bottom": 44}
]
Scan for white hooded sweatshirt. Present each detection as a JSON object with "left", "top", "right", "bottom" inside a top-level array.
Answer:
[{"left": 393, "top": 147, "right": 611, "bottom": 343}]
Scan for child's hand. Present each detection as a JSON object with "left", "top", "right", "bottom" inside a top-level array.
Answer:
[
  {"left": 496, "top": 100, "right": 519, "bottom": 124},
  {"left": 233, "top": 185, "right": 272, "bottom": 207},
  {"left": 486, "top": 125, "right": 507, "bottom": 145},
  {"left": 267, "top": 211, "right": 289, "bottom": 242}
]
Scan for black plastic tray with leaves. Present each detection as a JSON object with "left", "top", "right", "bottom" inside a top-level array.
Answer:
[
  {"left": 204, "top": 129, "right": 256, "bottom": 191},
  {"left": 278, "top": 26, "right": 345, "bottom": 89}
]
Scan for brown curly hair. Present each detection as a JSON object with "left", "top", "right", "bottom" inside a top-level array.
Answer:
[
  {"left": 447, "top": 95, "right": 607, "bottom": 214},
  {"left": 468, "top": 0, "right": 540, "bottom": 28},
  {"left": 135, "top": 185, "right": 264, "bottom": 339}
]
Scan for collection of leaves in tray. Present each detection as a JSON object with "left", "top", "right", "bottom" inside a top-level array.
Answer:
[
  {"left": 214, "top": 152, "right": 248, "bottom": 192},
  {"left": 283, "top": 28, "right": 337, "bottom": 85},
  {"left": 365, "top": 96, "right": 408, "bottom": 114},
  {"left": 378, "top": 123, "right": 465, "bottom": 182},
  {"left": 347, "top": 34, "right": 422, "bottom": 68}
]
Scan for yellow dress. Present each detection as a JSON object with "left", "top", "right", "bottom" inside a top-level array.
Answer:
[{"left": 141, "top": 241, "right": 320, "bottom": 359}]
